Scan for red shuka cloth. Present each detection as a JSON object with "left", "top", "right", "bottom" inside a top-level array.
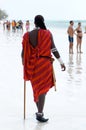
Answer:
[{"left": 22, "top": 29, "right": 54, "bottom": 102}]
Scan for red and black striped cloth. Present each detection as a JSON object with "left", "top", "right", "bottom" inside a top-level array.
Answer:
[{"left": 22, "top": 29, "right": 54, "bottom": 102}]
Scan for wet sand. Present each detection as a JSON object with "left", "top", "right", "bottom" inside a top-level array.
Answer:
[{"left": 0, "top": 23, "right": 86, "bottom": 130}]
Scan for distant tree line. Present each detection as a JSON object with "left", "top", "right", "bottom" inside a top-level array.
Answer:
[{"left": 0, "top": 9, "right": 8, "bottom": 20}]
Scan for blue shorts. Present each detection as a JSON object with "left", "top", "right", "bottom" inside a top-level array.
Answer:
[{"left": 68, "top": 36, "right": 74, "bottom": 43}]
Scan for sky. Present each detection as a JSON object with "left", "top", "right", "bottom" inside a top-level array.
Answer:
[{"left": 0, "top": 0, "right": 86, "bottom": 21}]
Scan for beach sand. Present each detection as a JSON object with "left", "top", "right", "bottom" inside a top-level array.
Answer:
[{"left": 0, "top": 23, "right": 86, "bottom": 130}]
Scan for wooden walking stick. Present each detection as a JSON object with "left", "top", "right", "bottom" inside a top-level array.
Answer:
[
  {"left": 50, "top": 57, "right": 56, "bottom": 91},
  {"left": 52, "top": 65, "right": 56, "bottom": 91},
  {"left": 24, "top": 80, "right": 26, "bottom": 119}
]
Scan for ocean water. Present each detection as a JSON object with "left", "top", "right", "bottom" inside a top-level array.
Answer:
[
  {"left": 45, "top": 20, "right": 86, "bottom": 29},
  {"left": 0, "top": 21, "right": 86, "bottom": 130},
  {"left": 1, "top": 19, "right": 86, "bottom": 30}
]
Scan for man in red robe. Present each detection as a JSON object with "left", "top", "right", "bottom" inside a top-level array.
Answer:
[{"left": 21, "top": 15, "right": 66, "bottom": 122}]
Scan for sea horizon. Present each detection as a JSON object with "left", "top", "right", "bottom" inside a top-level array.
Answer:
[{"left": 1, "top": 19, "right": 86, "bottom": 29}]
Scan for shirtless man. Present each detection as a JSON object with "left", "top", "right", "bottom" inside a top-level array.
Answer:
[{"left": 67, "top": 21, "right": 74, "bottom": 54}]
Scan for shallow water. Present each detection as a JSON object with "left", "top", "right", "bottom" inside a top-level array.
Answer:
[{"left": 0, "top": 23, "right": 86, "bottom": 130}]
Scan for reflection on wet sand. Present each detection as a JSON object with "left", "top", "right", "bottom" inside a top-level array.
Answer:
[
  {"left": 65, "top": 53, "right": 83, "bottom": 101},
  {"left": 67, "top": 54, "right": 74, "bottom": 80},
  {"left": 76, "top": 53, "right": 82, "bottom": 74},
  {"left": 33, "top": 122, "right": 48, "bottom": 130},
  {"left": 67, "top": 53, "right": 82, "bottom": 81}
]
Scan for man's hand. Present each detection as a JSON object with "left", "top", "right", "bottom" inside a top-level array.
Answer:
[{"left": 61, "top": 64, "right": 66, "bottom": 71}]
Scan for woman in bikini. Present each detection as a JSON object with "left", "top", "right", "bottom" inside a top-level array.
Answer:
[{"left": 75, "top": 22, "right": 83, "bottom": 53}]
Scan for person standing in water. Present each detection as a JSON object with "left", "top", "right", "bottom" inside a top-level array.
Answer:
[
  {"left": 67, "top": 21, "right": 74, "bottom": 54},
  {"left": 74, "top": 22, "right": 83, "bottom": 53},
  {"left": 21, "top": 15, "right": 66, "bottom": 122},
  {"left": 25, "top": 20, "right": 30, "bottom": 32}
]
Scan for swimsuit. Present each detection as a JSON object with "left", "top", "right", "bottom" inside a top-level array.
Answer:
[
  {"left": 78, "top": 36, "right": 82, "bottom": 39},
  {"left": 77, "top": 30, "right": 82, "bottom": 39},
  {"left": 68, "top": 36, "right": 74, "bottom": 43}
]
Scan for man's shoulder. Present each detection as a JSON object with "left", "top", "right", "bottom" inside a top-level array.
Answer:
[{"left": 40, "top": 29, "right": 51, "bottom": 34}]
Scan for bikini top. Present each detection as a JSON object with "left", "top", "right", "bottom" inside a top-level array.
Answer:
[{"left": 77, "top": 30, "right": 82, "bottom": 33}]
